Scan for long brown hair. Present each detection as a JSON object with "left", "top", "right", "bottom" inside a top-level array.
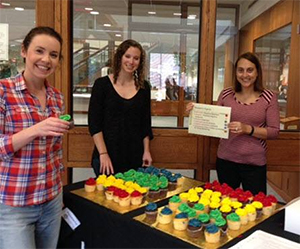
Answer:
[
  {"left": 112, "top": 39, "right": 145, "bottom": 89},
  {"left": 233, "top": 52, "right": 264, "bottom": 92}
]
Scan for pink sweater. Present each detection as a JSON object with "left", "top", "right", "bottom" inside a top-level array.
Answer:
[{"left": 217, "top": 88, "right": 280, "bottom": 166}]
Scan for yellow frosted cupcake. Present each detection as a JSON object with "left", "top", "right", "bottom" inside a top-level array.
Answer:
[
  {"left": 245, "top": 204, "right": 257, "bottom": 221},
  {"left": 235, "top": 208, "right": 248, "bottom": 225},
  {"left": 179, "top": 192, "right": 189, "bottom": 203}
]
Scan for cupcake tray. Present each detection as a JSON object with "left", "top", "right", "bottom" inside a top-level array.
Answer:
[
  {"left": 134, "top": 204, "right": 284, "bottom": 249},
  {"left": 71, "top": 177, "right": 203, "bottom": 214}
]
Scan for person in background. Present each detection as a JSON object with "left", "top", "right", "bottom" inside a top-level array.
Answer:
[
  {"left": 0, "top": 27, "right": 70, "bottom": 249},
  {"left": 187, "top": 52, "right": 280, "bottom": 195},
  {"left": 88, "top": 39, "right": 153, "bottom": 176}
]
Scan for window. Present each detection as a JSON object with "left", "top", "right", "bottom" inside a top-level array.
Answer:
[
  {"left": 72, "top": 0, "right": 201, "bottom": 128},
  {"left": 0, "top": 0, "right": 36, "bottom": 79},
  {"left": 254, "top": 25, "right": 292, "bottom": 125}
]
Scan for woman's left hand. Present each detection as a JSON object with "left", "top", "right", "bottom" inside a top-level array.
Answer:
[
  {"left": 142, "top": 151, "right": 152, "bottom": 167},
  {"left": 229, "top": 121, "right": 250, "bottom": 134}
]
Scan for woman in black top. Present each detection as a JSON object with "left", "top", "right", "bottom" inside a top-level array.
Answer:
[{"left": 88, "top": 39, "right": 153, "bottom": 176}]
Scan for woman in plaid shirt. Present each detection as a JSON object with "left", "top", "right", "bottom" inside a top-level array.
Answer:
[{"left": 0, "top": 27, "right": 71, "bottom": 249}]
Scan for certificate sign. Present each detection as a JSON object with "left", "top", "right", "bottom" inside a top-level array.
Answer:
[{"left": 188, "top": 103, "right": 231, "bottom": 139}]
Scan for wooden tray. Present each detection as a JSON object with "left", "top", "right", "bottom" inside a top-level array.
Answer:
[
  {"left": 134, "top": 204, "right": 283, "bottom": 249},
  {"left": 71, "top": 177, "right": 204, "bottom": 214}
]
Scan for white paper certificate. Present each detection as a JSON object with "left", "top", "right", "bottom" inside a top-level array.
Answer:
[{"left": 188, "top": 103, "right": 231, "bottom": 139}]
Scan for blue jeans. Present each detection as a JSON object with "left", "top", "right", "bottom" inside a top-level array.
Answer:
[{"left": 0, "top": 192, "right": 62, "bottom": 249}]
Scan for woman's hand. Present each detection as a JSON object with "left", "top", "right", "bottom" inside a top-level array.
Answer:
[
  {"left": 34, "top": 117, "right": 70, "bottom": 137},
  {"left": 229, "top": 121, "right": 251, "bottom": 135},
  {"left": 185, "top": 102, "right": 195, "bottom": 114},
  {"left": 142, "top": 151, "right": 152, "bottom": 167},
  {"left": 99, "top": 154, "right": 114, "bottom": 175}
]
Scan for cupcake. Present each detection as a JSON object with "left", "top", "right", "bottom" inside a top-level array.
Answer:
[
  {"left": 118, "top": 190, "right": 131, "bottom": 207},
  {"left": 209, "top": 201, "right": 220, "bottom": 211},
  {"left": 215, "top": 216, "right": 228, "bottom": 236},
  {"left": 209, "top": 209, "right": 222, "bottom": 223},
  {"left": 179, "top": 192, "right": 189, "bottom": 203},
  {"left": 173, "top": 212, "right": 188, "bottom": 231},
  {"left": 168, "top": 195, "right": 182, "bottom": 212},
  {"left": 158, "top": 176, "right": 169, "bottom": 198},
  {"left": 167, "top": 176, "right": 177, "bottom": 191},
  {"left": 267, "top": 195, "right": 278, "bottom": 212},
  {"left": 96, "top": 175, "right": 106, "bottom": 193},
  {"left": 204, "top": 224, "right": 221, "bottom": 243},
  {"left": 158, "top": 206, "right": 173, "bottom": 224},
  {"left": 229, "top": 191, "right": 239, "bottom": 202},
  {"left": 198, "top": 213, "right": 210, "bottom": 227},
  {"left": 231, "top": 201, "right": 243, "bottom": 211},
  {"left": 198, "top": 197, "right": 210, "bottom": 213},
  {"left": 244, "top": 204, "right": 257, "bottom": 221},
  {"left": 148, "top": 185, "right": 160, "bottom": 200},
  {"left": 262, "top": 199, "right": 273, "bottom": 216},
  {"left": 187, "top": 218, "right": 203, "bottom": 238},
  {"left": 130, "top": 190, "right": 143, "bottom": 205},
  {"left": 235, "top": 208, "right": 248, "bottom": 225},
  {"left": 176, "top": 175, "right": 185, "bottom": 186},
  {"left": 219, "top": 204, "right": 232, "bottom": 218},
  {"left": 104, "top": 186, "right": 115, "bottom": 200},
  {"left": 193, "top": 203, "right": 205, "bottom": 216},
  {"left": 187, "top": 194, "right": 199, "bottom": 208},
  {"left": 186, "top": 208, "right": 197, "bottom": 220},
  {"left": 145, "top": 203, "right": 158, "bottom": 223},
  {"left": 251, "top": 201, "right": 263, "bottom": 218},
  {"left": 226, "top": 213, "right": 241, "bottom": 230},
  {"left": 238, "top": 195, "right": 250, "bottom": 207},
  {"left": 176, "top": 203, "right": 190, "bottom": 215},
  {"left": 84, "top": 178, "right": 96, "bottom": 192}
]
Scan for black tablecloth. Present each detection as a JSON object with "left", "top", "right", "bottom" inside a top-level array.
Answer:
[{"left": 58, "top": 182, "right": 300, "bottom": 248}]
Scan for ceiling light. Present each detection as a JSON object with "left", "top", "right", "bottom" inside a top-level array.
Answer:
[
  {"left": 148, "top": 11, "right": 156, "bottom": 15},
  {"left": 85, "top": 8, "right": 93, "bottom": 11},
  {"left": 103, "top": 24, "right": 111, "bottom": 27},
  {"left": 115, "top": 34, "right": 121, "bottom": 37},
  {"left": 15, "top": 7, "right": 24, "bottom": 11},
  {"left": 1, "top": 2, "right": 10, "bottom": 6},
  {"left": 90, "top": 11, "right": 99, "bottom": 15},
  {"left": 188, "top": 15, "right": 196, "bottom": 20},
  {"left": 173, "top": 13, "right": 182, "bottom": 16}
]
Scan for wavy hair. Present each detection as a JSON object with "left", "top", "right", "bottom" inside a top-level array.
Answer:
[
  {"left": 112, "top": 39, "right": 145, "bottom": 89},
  {"left": 233, "top": 52, "right": 264, "bottom": 92}
]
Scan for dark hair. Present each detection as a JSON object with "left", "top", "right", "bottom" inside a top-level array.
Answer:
[
  {"left": 233, "top": 52, "right": 263, "bottom": 92},
  {"left": 112, "top": 39, "right": 145, "bottom": 89},
  {"left": 22, "top": 26, "right": 63, "bottom": 62}
]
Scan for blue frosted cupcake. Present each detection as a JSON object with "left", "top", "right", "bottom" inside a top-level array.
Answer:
[{"left": 187, "top": 218, "right": 203, "bottom": 238}]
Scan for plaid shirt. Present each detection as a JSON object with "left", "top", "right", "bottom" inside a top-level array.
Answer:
[{"left": 0, "top": 73, "right": 64, "bottom": 206}]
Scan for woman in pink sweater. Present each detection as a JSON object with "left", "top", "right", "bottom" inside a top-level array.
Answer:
[{"left": 187, "top": 52, "right": 280, "bottom": 194}]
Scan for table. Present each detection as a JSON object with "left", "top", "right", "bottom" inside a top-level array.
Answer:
[{"left": 57, "top": 182, "right": 300, "bottom": 248}]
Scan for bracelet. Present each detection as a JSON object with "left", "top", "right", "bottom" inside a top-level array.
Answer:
[
  {"left": 249, "top": 125, "right": 254, "bottom": 136},
  {"left": 100, "top": 152, "right": 108, "bottom": 155}
]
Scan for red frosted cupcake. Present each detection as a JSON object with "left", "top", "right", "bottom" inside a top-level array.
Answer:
[
  {"left": 84, "top": 178, "right": 96, "bottom": 192},
  {"left": 131, "top": 190, "right": 143, "bottom": 205},
  {"left": 262, "top": 199, "right": 273, "bottom": 216}
]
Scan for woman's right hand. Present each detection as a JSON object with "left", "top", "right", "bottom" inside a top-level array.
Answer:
[
  {"left": 99, "top": 154, "right": 114, "bottom": 175},
  {"left": 185, "top": 102, "right": 195, "bottom": 114},
  {"left": 34, "top": 117, "right": 70, "bottom": 137}
]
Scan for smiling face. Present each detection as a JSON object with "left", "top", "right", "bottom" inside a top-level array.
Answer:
[
  {"left": 236, "top": 58, "right": 258, "bottom": 90},
  {"left": 120, "top": 46, "right": 141, "bottom": 74},
  {"left": 21, "top": 34, "right": 61, "bottom": 83}
]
